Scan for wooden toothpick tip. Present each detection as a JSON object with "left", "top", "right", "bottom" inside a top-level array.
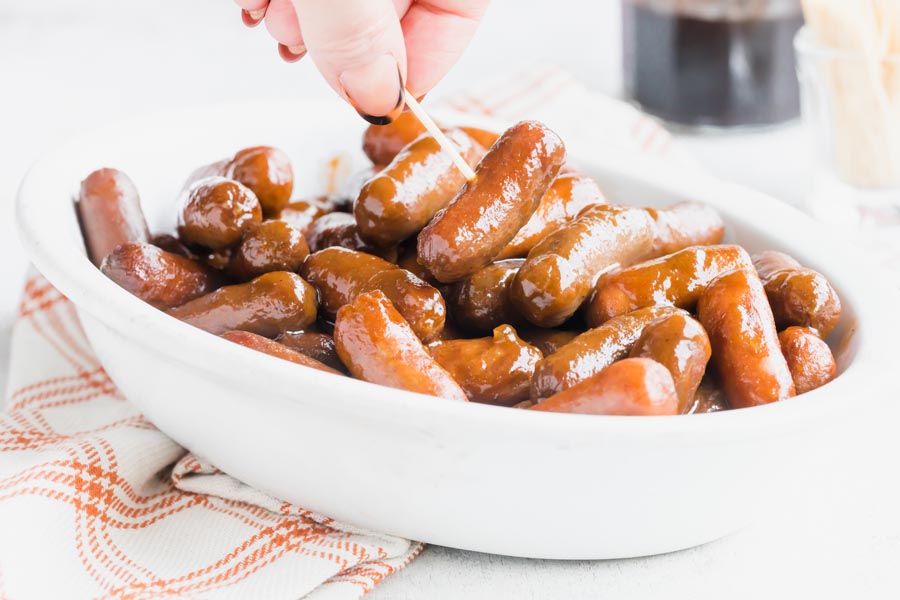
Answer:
[{"left": 404, "top": 90, "right": 476, "bottom": 181}]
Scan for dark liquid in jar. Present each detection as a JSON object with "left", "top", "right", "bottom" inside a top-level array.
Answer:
[{"left": 623, "top": 3, "right": 803, "bottom": 128}]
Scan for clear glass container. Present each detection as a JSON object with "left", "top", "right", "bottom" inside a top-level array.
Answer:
[
  {"left": 795, "top": 26, "right": 900, "bottom": 190},
  {"left": 622, "top": 0, "right": 804, "bottom": 128},
  {"left": 794, "top": 26, "right": 900, "bottom": 271}
]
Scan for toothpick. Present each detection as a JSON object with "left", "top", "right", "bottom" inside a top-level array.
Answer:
[{"left": 404, "top": 90, "right": 476, "bottom": 181}]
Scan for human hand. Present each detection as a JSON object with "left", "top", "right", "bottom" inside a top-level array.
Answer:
[{"left": 234, "top": 0, "right": 490, "bottom": 123}]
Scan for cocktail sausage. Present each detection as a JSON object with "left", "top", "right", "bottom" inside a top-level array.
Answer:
[
  {"left": 78, "top": 168, "right": 150, "bottom": 266},
  {"left": 587, "top": 245, "right": 753, "bottom": 326},
  {"left": 697, "top": 269, "right": 795, "bottom": 408},
  {"left": 418, "top": 121, "right": 566, "bottom": 282},
  {"left": 531, "top": 358, "right": 679, "bottom": 416},
  {"left": 753, "top": 250, "right": 841, "bottom": 337},
  {"left": 334, "top": 290, "right": 467, "bottom": 401},
  {"left": 167, "top": 271, "right": 317, "bottom": 337}
]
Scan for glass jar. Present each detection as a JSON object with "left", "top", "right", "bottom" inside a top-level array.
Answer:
[{"left": 622, "top": 0, "right": 804, "bottom": 129}]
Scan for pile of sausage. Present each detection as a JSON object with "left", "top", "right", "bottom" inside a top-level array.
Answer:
[{"left": 78, "top": 113, "right": 841, "bottom": 415}]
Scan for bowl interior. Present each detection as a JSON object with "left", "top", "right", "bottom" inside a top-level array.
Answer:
[{"left": 16, "top": 99, "right": 898, "bottom": 434}]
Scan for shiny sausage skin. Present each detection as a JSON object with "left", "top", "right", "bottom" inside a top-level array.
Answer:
[
  {"left": 517, "top": 327, "right": 579, "bottom": 357},
  {"left": 333, "top": 290, "right": 467, "bottom": 401},
  {"left": 301, "top": 247, "right": 445, "bottom": 340},
  {"left": 511, "top": 206, "right": 656, "bottom": 328},
  {"left": 429, "top": 324, "right": 542, "bottom": 406},
  {"left": 228, "top": 220, "right": 309, "bottom": 281},
  {"left": 177, "top": 176, "right": 262, "bottom": 250},
  {"left": 418, "top": 121, "right": 566, "bottom": 282},
  {"left": 77, "top": 168, "right": 150, "bottom": 266},
  {"left": 531, "top": 305, "right": 684, "bottom": 401},
  {"left": 355, "top": 129, "right": 478, "bottom": 247},
  {"left": 587, "top": 245, "right": 753, "bottom": 327},
  {"left": 531, "top": 358, "right": 679, "bottom": 416},
  {"left": 697, "top": 269, "right": 795, "bottom": 409},
  {"left": 629, "top": 313, "right": 711, "bottom": 413},
  {"left": 647, "top": 201, "right": 724, "bottom": 256},
  {"left": 275, "top": 331, "right": 346, "bottom": 372},
  {"left": 496, "top": 174, "right": 606, "bottom": 260},
  {"left": 753, "top": 250, "right": 842, "bottom": 337},
  {"left": 778, "top": 326, "right": 837, "bottom": 394},
  {"left": 221, "top": 331, "right": 342, "bottom": 375},
  {"left": 305, "top": 212, "right": 398, "bottom": 262},
  {"left": 225, "top": 146, "right": 294, "bottom": 216},
  {"left": 167, "top": 271, "right": 317, "bottom": 337},
  {"left": 101, "top": 242, "right": 222, "bottom": 309},
  {"left": 274, "top": 197, "right": 333, "bottom": 237},
  {"left": 362, "top": 111, "right": 429, "bottom": 165},
  {"left": 448, "top": 259, "right": 524, "bottom": 333}
]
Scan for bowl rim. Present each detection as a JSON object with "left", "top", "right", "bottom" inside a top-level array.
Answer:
[{"left": 14, "top": 99, "right": 900, "bottom": 441}]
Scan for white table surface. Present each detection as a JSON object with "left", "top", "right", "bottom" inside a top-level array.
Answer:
[{"left": 1, "top": 2, "right": 898, "bottom": 598}]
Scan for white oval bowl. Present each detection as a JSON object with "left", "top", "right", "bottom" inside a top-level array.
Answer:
[{"left": 15, "top": 100, "right": 900, "bottom": 559}]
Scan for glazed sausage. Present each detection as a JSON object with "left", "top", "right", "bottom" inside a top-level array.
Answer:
[
  {"left": 228, "top": 220, "right": 309, "bottom": 281},
  {"left": 333, "top": 290, "right": 467, "bottom": 401},
  {"left": 778, "top": 326, "right": 837, "bottom": 394},
  {"left": 78, "top": 168, "right": 150, "bottom": 266},
  {"left": 531, "top": 305, "right": 684, "bottom": 401},
  {"left": 429, "top": 325, "right": 542, "bottom": 406},
  {"left": 274, "top": 197, "right": 333, "bottom": 237},
  {"left": 301, "top": 247, "right": 445, "bottom": 340},
  {"left": 530, "top": 358, "right": 679, "bottom": 416},
  {"left": 362, "top": 111, "right": 429, "bottom": 165},
  {"left": 221, "top": 331, "right": 342, "bottom": 375},
  {"left": 101, "top": 243, "right": 221, "bottom": 309},
  {"left": 517, "top": 327, "right": 579, "bottom": 357},
  {"left": 753, "top": 251, "right": 841, "bottom": 337},
  {"left": 418, "top": 121, "right": 566, "bottom": 282},
  {"left": 225, "top": 146, "right": 294, "bottom": 216},
  {"left": 697, "top": 269, "right": 795, "bottom": 408},
  {"left": 355, "top": 129, "right": 479, "bottom": 247},
  {"left": 511, "top": 206, "right": 656, "bottom": 328},
  {"left": 178, "top": 177, "right": 262, "bottom": 250},
  {"left": 647, "top": 201, "right": 725, "bottom": 256},
  {"left": 496, "top": 174, "right": 606, "bottom": 260},
  {"left": 167, "top": 271, "right": 317, "bottom": 337},
  {"left": 275, "top": 331, "right": 346, "bottom": 372},
  {"left": 629, "top": 313, "right": 711, "bottom": 413},
  {"left": 305, "top": 212, "right": 398, "bottom": 262},
  {"left": 586, "top": 245, "right": 753, "bottom": 327},
  {"left": 448, "top": 259, "right": 524, "bottom": 333},
  {"left": 687, "top": 379, "right": 729, "bottom": 414}
]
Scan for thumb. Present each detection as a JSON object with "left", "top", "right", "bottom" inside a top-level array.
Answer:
[{"left": 291, "top": 0, "right": 407, "bottom": 123}]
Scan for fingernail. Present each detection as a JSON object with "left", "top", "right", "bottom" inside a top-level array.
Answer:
[
  {"left": 339, "top": 54, "right": 405, "bottom": 125},
  {"left": 278, "top": 43, "right": 307, "bottom": 63},
  {"left": 241, "top": 9, "right": 266, "bottom": 27}
]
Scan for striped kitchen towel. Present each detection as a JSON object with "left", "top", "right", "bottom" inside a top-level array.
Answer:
[{"left": 0, "top": 68, "right": 683, "bottom": 599}]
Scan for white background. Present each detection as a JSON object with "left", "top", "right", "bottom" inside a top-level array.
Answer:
[{"left": 1, "top": 1, "right": 897, "bottom": 598}]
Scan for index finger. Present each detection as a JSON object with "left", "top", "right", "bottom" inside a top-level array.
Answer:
[{"left": 401, "top": 0, "right": 490, "bottom": 97}]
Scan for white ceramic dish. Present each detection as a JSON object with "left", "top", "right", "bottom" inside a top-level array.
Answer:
[{"left": 16, "top": 100, "right": 900, "bottom": 559}]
